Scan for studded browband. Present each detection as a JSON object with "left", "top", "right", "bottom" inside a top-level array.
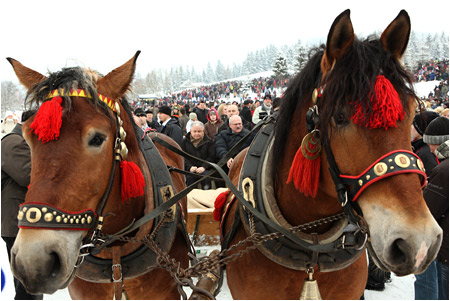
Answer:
[
  {"left": 18, "top": 202, "right": 97, "bottom": 230},
  {"left": 339, "top": 150, "right": 426, "bottom": 202}
]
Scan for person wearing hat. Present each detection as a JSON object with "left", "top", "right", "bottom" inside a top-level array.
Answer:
[
  {"left": 415, "top": 116, "right": 449, "bottom": 300},
  {"left": 252, "top": 94, "right": 272, "bottom": 125},
  {"left": 157, "top": 105, "right": 183, "bottom": 146},
  {"left": 1, "top": 110, "right": 16, "bottom": 137},
  {"left": 134, "top": 108, "right": 149, "bottom": 132},
  {"left": 411, "top": 111, "right": 440, "bottom": 177},
  {"left": 186, "top": 112, "right": 197, "bottom": 134},
  {"left": 240, "top": 100, "right": 253, "bottom": 126},
  {"left": 145, "top": 109, "right": 160, "bottom": 131}
]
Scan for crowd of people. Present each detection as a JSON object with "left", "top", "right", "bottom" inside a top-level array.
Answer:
[{"left": 413, "top": 59, "right": 449, "bottom": 83}]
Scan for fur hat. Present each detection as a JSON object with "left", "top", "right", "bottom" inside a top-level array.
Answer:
[
  {"left": 423, "top": 116, "right": 449, "bottom": 145},
  {"left": 413, "top": 111, "right": 439, "bottom": 136},
  {"left": 158, "top": 105, "right": 172, "bottom": 116},
  {"left": 134, "top": 108, "right": 146, "bottom": 117}
]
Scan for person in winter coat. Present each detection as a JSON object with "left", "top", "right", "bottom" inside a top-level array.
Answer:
[
  {"left": 240, "top": 100, "right": 253, "bottom": 126},
  {"left": 181, "top": 121, "right": 216, "bottom": 189},
  {"left": 157, "top": 105, "right": 183, "bottom": 146},
  {"left": 415, "top": 116, "right": 449, "bottom": 300},
  {"left": 252, "top": 94, "right": 273, "bottom": 125},
  {"left": 215, "top": 115, "right": 255, "bottom": 170},
  {"left": 2, "top": 110, "right": 43, "bottom": 300},
  {"left": 411, "top": 111, "right": 440, "bottom": 177},
  {"left": 204, "top": 108, "right": 223, "bottom": 141},
  {"left": 193, "top": 100, "right": 208, "bottom": 124},
  {"left": 178, "top": 107, "right": 189, "bottom": 136}
]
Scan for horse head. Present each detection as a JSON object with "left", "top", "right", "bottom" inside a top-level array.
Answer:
[
  {"left": 7, "top": 52, "right": 150, "bottom": 294},
  {"left": 274, "top": 10, "right": 442, "bottom": 277}
]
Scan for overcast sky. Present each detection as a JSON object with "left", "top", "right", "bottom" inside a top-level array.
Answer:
[{"left": 1, "top": 0, "right": 448, "bottom": 83}]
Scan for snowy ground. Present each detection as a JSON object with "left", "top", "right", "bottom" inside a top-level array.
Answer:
[{"left": 1, "top": 240, "right": 416, "bottom": 300}]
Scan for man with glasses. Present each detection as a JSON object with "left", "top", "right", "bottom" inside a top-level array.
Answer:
[{"left": 215, "top": 115, "right": 255, "bottom": 170}]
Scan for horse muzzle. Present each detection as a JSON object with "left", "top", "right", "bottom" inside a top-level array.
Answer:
[{"left": 11, "top": 229, "right": 84, "bottom": 294}]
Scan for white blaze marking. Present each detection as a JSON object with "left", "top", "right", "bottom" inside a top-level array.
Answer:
[{"left": 415, "top": 241, "right": 428, "bottom": 268}]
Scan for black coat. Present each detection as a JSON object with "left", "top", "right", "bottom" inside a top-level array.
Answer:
[
  {"left": 215, "top": 127, "right": 255, "bottom": 159},
  {"left": 412, "top": 139, "right": 438, "bottom": 177},
  {"left": 424, "top": 159, "right": 449, "bottom": 266},
  {"left": 159, "top": 117, "right": 183, "bottom": 146},
  {"left": 240, "top": 106, "right": 252, "bottom": 124},
  {"left": 1, "top": 124, "right": 31, "bottom": 237},
  {"left": 193, "top": 107, "right": 208, "bottom": 124},
  {"left": 181, "top": 133, "right": 216, "bottom": 170}
]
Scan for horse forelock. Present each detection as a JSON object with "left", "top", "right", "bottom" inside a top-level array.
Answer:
[{"left": 25, "top": 67, "right": 111, "bottom": 118}]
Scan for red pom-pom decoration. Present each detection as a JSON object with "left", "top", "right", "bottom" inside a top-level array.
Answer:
[
  {"left": 30, "top": 96, "right": 63, "bottom": 143},
  {"left": 120, "top": 160, "right": 145, "bottom": 203}
]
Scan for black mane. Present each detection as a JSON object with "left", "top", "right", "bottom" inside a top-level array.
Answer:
[{"left": 272, "top": 36, "right": 418, "bottom": 180}]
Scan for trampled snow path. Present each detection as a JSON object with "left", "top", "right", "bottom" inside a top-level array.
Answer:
[{"left": 1, "top": 241, "right": 416, "bottom": 300}]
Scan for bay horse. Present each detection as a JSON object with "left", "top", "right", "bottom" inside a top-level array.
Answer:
[
  {"left": 7, "top": 52, "right": 191, "bottom": 299},
  {"left": 220, "top": 10, "right": 443, "bottom": 299}
]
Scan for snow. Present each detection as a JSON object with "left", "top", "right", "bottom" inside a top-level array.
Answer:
[
  {"left": 1, "top": 240, "right": 417, "bottom": 300},
  {"left": 413, "top": 80, "right": 442, "bottom": 98}
]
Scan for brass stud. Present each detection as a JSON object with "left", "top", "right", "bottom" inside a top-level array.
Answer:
[
  {"left": 75, "top": 218, "right": 79, "bottom": 224},
  {"left": 120, "top": 127, "right": 127, "bottom": 141},
  {"left": 70, "top": 218, "right": 74, "bottom": 224},
  {"left": 81, "top": 218, "right": 86, "bottom": 224},
  {"left": 63, "top": 217, "right": 68, "bottom": 223},
  {"left": 117, "top": 116, "right": 123, "bottom": 126},
  {"left": 388, "top": 159, "right": 393, "bottom": 162},
  {"left": 390, "top": 166, "right": 394, "bottom": 170},
  {"left": 395, "top": 154, "right": 411, "bottom": 168},
  {"left": 366, "top": 175, "right": 370, "bottom": 181},
  {"left": 17, "top": 211, "right": 24, "bottom": 221},
  {"left": 44, "top": 213, "right": 54, "bottom": 222},
  {"left": 358, "top": 179, "right": 363, "bottom": 186},
  {"left": 56, "top": 216, "right": 62, "bottom": 223},
  {"left": 53, "top": 211, "right": 57, "bottom": 215},
  {"left": 115, "top": 102, "right": 121, "bottom": 115},
  {"left": 62, "top": 214, "right": 65, "bottom": 217},
  {"left": 23, "top": 207, "right": 27, "bottom": 212},
  {"left": 374, "top": 162, "right": 388, "bottom": 176},
  {"left": 312, "top": 88, "right": 318, "bottom": 104},
  {"left": 87, "top": 216, "right": 93, "bottom": 224},
  {"left": 78, "top": 215, "right": 81, "bottom": 219},
  {"left": 25, "top": 208, "right": 42, "bottom": 223},
  {"left": 120, "top": 142, "right": 128, "bottom": 159},
  {"left": 417, "top": 159, "right": 425, "bottom": 172},
  {"left": 42, "top": 207, "right": 48, "bottom": 213}
]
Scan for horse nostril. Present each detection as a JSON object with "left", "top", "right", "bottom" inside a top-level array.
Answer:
[
  {"left": 49, "top": 251, "right": 62, "bottom": 278},
  {"left": 390, "top": 238, "right": 408, "bottom": 264}
]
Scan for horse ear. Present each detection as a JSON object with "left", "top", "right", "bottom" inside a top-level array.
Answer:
[
  {"left": 97, "top": 51, "right": 141, "bottom": 100},
  {"left": 322, "top": 9, "right": 354, "bottom": 73},
  {"left": 7, "top": 58, "right": 47, "bottom": 90},
  {"left": 380, "top": 10, "right": 411, "bottom": 59}
]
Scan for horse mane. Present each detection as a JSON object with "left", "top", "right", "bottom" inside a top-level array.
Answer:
[{"left": 272, "top": 36, "right": 419, "bottom": 182}]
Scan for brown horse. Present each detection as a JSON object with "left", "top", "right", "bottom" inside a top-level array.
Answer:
[
  {"left": 7, "top": 53, "right": 190, "bottom": 299},
  {"left": 220, "top": 10, "right": 443, "bottom": 299}
]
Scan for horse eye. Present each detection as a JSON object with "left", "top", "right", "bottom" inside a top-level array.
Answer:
[
  {"left": 336, "top": 114, "right": 348, "bottom": 125},
  {"left": 88, "top": 133, "right": 106, "bottom": 147}
]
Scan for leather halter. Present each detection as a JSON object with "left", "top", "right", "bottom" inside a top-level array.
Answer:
[{"left": 17, "top": 89, "right": 121, "bottom": 231}]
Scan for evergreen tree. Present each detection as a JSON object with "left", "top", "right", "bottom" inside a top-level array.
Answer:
[
  {"left": 215, "top": 60, "right": 226, "bottom": 81},
  {"left": 272, "top": 53, "right": 289, "bottom": 80},
  {"left": 294, "top": 44, "right": 308, "bottom": 72},
  {"left": 440, "top": 32, "right": 449, "bottom": 60}
]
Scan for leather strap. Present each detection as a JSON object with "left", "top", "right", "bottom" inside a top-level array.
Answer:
[{"left": 112, "top": 246, "right": 123, "bottom": 300}]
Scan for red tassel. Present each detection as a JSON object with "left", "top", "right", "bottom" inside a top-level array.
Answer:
[
  {"left": 351, "top": 75, "right": 404, "bottom": 130},
  {"left": 30, "top": 96, "right": 63, "bottom": 143},
  {"left": 120, "top": 160, "right": 145, "bottom": 203},
  {"left": 213, "top": 190, "right": 230, "bottom": 221},
  {"left": 286, "top": 138, "right": 321, "bottom": 198}
]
